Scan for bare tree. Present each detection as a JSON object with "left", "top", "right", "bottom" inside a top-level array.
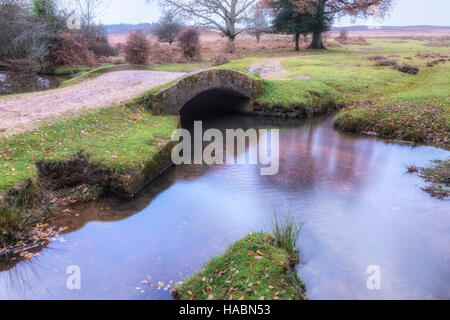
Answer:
[
  {"left": 75, "top": 0, "right": 110, "bottom": 28},
  {"left": 247, "top": 7, "right": 270, "bottom": 43},
  {"left": 148, "top": 0, "right": 259, "bottom": 52},
  {"left": 154, "top": 11, "right": 183, "bottom": 45},
  {"left": 0, "top": 0, "right": 49, "bottom": 62}
]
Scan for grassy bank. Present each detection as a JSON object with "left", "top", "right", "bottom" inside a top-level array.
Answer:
[
  {"left": 0, "top": 106, "right": 177, "bottom": 194},
  {"left": 172, "top": 232, "right": 306, "bottom": 301},
  {"left": 278, "top": 39, "right": 450, "bottom": 148},
  {"left": 0, "top": 106, "right": 177, "bottom": 248},
  {"left": 255, "top": 79, "right": 345, "bottom": 117},
  {"left": 415, "top": 160, "right": 450, "bottom": 199}
]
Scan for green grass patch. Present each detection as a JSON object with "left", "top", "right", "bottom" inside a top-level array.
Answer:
[
  {"left": 172, "top": 233, "right": 305, "bottom": 301},
  {"left": 334, "top": 101, "right": 449, "bottom": 147},
  {"left": 52, "top": 66, "right": 93, "bottom": 76},
  {"left": 0, "top": 106, "right": 178, "bottom": 193},
  {"left": 59, "top": 64, "right": 115, "bottom": 87},
  {"left": 148, "top": 62, "right": 207, "bottom": 73},
  {"left": 257, "top": 79, "right": 344, "bottom": 110},
  {"left": 418, "top": 159, "right": 450, "bottom": 199}
]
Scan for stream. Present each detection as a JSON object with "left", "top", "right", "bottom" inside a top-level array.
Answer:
[
  {"left": 0, "top": 113, "right": 449, "bottom": 300},
  {"left": 0, "top": 71, "right": 66, "bottom": 95}
]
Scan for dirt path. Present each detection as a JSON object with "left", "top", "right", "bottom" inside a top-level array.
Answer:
[
  {"left": 0, "top": 70, "right": 185, "bottom": 137},
  {"left": 250, "top": 54, "right": 331, "bottom": 80}
]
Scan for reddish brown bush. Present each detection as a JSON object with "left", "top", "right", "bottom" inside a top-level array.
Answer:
[
  {"left": 85, "top": 26, "right": 117, "bottom": 57},
  {"left": 46, "top": 31, "right": 98, "bottom": 68},
  {"left": 124, "top": 31, "right": 150, "bottom": 65},
  {"left": 177, "top": 28, "right": 201, "bottom": 61}
]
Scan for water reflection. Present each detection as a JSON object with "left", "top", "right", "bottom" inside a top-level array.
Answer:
[
  {"left": 0, "top": 72, "right": 63, "bottom": 95},
  {"left": 0, "top": 114, "right": 449, "bottom": 300}
]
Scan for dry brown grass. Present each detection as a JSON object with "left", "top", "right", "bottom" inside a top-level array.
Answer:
[
  {"left": 109, "top": 31, "right": 309, "bottom": 64},
  {"left": 108, "top": 27, "right": 450, "bottom": 65}
]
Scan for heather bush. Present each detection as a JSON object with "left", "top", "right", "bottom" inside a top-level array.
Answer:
[
  {"left": 124, "top": 30, "right": 150, "bottom": 65},
  {"left": 177, "top": 28, "right": 201, "bottom": 61}
]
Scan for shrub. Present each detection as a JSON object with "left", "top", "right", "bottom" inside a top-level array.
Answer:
[
  {"left": 154, "top": 11, "right": 182, "bottom": 45},
  {"left": 45, "top": 31, "right": 98, "bottom": 68},
  {"left": 85, "top": 25, "right": 117, "bottom": 57},
  {"left": 210, "top": 54, "right": 229, "bottom": 66},
  {"left": 124, "top": 30, "right": 150, "bottom": 65},
  {"left": 335, "top": 29, "right": 349, "bottom": 44},
  {"left": 394, "top": 64, "right": 419, "bottom": 75},
  {"left": 177, "top": 27, "right": 201, "bottom": 61},
  {"left": 375, "top": 59, "right": 398, "bottom": 67}
]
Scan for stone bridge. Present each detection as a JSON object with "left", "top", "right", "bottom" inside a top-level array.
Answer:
[{"left": 146, "top": 69, "right": 264, "bottom": 115}]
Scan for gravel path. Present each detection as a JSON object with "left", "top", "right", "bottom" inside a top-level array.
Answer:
[
  {"left": 250, "top": 54, "right": 331, "bottom": 80},
  {"left": 0, "top": 70, "right": 185, "bottom": 137}
]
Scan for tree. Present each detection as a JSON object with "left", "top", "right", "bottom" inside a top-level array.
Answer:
[
  {"left": 149, "top": 0, "right": 259, "bottom": 52},
  {"left": 247, "top": 7, "right": 270, "bottom": 43},
  {"left": 154, "top": 11, "right": 183, "bottom": 45},
  {"left": 271, "top": 0, "right": 330, "bottom": 51},
  {"left": 0, "top": 0, "right": 47, "bottom": 61},
  {"left": 75, "top": 0, "right": 110, "bottom": 29},
  {"left": 264, "top": 0, "right": 394, "bottom": 49},
  {"left": 294, "top": 0, "right": 394, "bottom": 49},
  {"left": 32, "top": 0, "right": 57, "bottom": 21}
]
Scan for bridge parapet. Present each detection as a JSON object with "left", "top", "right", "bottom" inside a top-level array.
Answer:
[{"left": 147, "top": 69, "right": 264, "bottom": 115}]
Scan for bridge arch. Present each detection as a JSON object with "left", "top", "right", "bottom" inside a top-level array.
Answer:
[{"left": 146, "top": 69, "right": 264, "bottom": 115}]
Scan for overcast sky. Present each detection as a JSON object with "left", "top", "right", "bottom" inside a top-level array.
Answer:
[{"left": 100, "top": 0, "right": 450, "bottom": 26}]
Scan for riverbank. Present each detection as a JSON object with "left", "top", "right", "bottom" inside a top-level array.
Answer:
[
  {"left": 172, "top": 233, "right": 306, "bottom": 301},
  {"left": 412, "top": 160, "right": 450, "bottom": 199},
  {"left": 0, "top": 105, "right": 178, "bottom": 248}
]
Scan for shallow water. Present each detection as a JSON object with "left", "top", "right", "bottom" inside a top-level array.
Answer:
[
  {"left": 0, "top": 114, "right": 449, "bottom": 300},
  {"left": 0, "top": 71, "right": 63, "bottom": 95}
]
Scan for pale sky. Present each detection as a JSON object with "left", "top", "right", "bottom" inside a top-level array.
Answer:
[{"left": 100, "top": 0, "right": 450, "bottom": 26}]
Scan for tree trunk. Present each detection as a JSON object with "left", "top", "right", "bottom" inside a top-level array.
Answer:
[
  {"left": 226, "top": 36, "right": 236, "bottom": 53},
  {"left": 256, "top": 33, "right": 261, "bottom": 43},
  {"left": 295, "top": 33, "right": 300, "bottom": 51},
  {"left": 308, "top": 32, "right": 326, "bottom": 49}
]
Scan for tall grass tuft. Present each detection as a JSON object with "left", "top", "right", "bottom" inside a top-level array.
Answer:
[
  {"left": 269, "top": 209, "right": 303, "bottom": 264},
  {"left": 0, "top": 188, "right": 35, "bottom": 247}
]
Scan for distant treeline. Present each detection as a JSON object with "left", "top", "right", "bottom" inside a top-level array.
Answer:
[{"left": 105, "top": 23, "right": 157, "bottom": 34}]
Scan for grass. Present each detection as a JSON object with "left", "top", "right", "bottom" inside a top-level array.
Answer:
[
  {"left": 148, "top": 62, "right": 207, "bottom": 73},
  {"left": 0, "top": 186, "right": 45, "bottom": 247},
  {"left": 59, "top": 64, "right": 115, "bottom": 87},
  {"left": 0, "top": 106, "right": 178, "bottom": 194},
  {"left": 418, "top": 159, "right": 450, "bottom": 198},
  {"left": 257, "top": 79, "right": 345, "bottom": 112},
  {"left": 172, "top": 233, "right": 305, "bottom": 301},
  {"left": 334, "top": 101, "right": 449, "bottom": 147},
  {"left": 269, "top": 210, "right": 303, "bottom": 264},
  {"left": 52, "top": 66, "right": 93, "bottom": 76},
  {"left": 271, "top": 39, "right": 450, "bottom": 147}
]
